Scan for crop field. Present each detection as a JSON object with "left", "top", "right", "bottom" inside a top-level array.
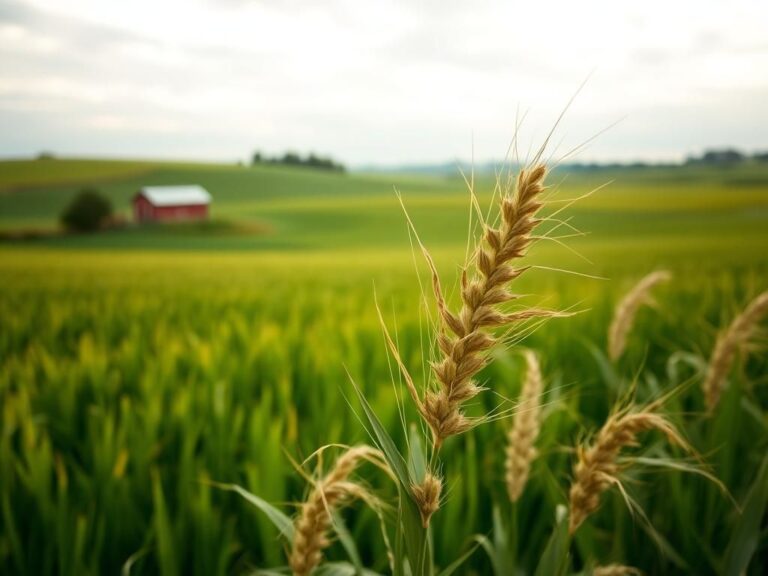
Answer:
[{"left": 1, "top": 159, "right": 768, "bottom": 574}]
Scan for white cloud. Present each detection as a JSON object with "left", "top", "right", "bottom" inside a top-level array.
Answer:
[
  {"left": 0, "top": 22, "right": 60, "bottom": 53},
  {"left": 1, "top": 0, "right": 767, "bottom": 164}
]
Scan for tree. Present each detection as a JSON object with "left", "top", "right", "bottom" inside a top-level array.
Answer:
[
  {"left": 61, "top": 189, "right": 113, "bottom": 232},
  {"left": 701, "top": 149, "right": 744, "bottom": 165},
  {"left": 249, "top": 149, "right": 346, "bottom": 172},
  {"left": 281, "top": 152, "right": 302, "bottom": 166}
]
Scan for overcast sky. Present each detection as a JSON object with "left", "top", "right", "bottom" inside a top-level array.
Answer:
[{"left": 1, "top": 0, "right": 767, "bottom": 166}]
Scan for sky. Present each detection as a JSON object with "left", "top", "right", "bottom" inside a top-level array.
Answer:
[{"left": 1, "top": 0, "right": 767, "bottom": 166}]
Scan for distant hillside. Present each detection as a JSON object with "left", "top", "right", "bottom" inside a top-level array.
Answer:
[
  {"left": 1, "top": 157, "right": 767, "bottom": 253},
  {"left": 0, "top": 158, "right": 464, "bottom": 238},
  {"left": 0, "top": 158, "right": 238, "bottom": 193},
  {"left": 354, "top": 160, "right": 672, "bottom": 176},
  {"left": 356, "top": 148, "right": 768, "bottom": 176}
]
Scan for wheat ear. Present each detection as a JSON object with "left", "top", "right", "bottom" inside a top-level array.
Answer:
[
  {"left": 608, "top": 270, "right": 671, "bottom": 361},
  {"left": 703, "top": 290, "right": 768, "bottom": 410},
  {"left": 411, "top": 472, "right": 443, "bottom": 528},
  {"left": 505, "top": 350, "right": 544, "bottom": 502},
  {"left": 422, "top": 164, "right": 556, "bottom": 448},
  {"left": 568, "top": 406, "right": 689, "bottom": 534},
  {"left": 290, "top": 446, "right": 382, "bottom": 576},
  {"left": 593, "top": 564, "right": 643, "bottom": 576}
]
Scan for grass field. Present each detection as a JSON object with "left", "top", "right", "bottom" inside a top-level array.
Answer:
[
  {"left": 2, "top": 158, "right": 768, "bottom": 254},
  {"left": 1, "top": 159, "right": 767, "bottom": 574}
]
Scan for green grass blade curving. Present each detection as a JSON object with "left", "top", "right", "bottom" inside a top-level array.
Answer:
[
  {"left": 723, "top": 453, "right": 768, "bottom": 575},
  {"left": 214, "top": 482, "right": 294, "bottom": 541}
]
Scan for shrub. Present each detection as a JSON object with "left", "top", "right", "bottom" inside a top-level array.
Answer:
[{"left": 60, "top": 188, "right": 113, "bottom": 232}]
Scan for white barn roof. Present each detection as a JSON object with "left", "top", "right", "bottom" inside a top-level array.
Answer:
[{"left": 138, "top": 185, "right": 212, "bottom": 207}]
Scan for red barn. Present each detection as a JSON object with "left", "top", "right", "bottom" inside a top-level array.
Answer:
[{"left": 133, "top": 185, "right": 211, "bottom": 223}]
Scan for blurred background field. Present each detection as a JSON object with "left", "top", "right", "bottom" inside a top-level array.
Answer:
[{"left": 1, "top": 159, "right": 767, "bottom": 573}]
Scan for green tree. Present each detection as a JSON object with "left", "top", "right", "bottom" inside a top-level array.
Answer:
[{"left": 60, "top": 189, "right": 113, "bottom": 232}]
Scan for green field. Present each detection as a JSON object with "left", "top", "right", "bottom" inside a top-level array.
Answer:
[
  {"left": 1, "top": 159, "right": 767, "bottom": 574},
  {"left": 2, "top": 158, "right": 768, "bottom": 256}
]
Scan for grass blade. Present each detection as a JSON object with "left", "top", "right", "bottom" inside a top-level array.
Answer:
[
  {"left": 151, "top": 470, "right": 178, "bottom": 576},
  {"left": 437, "top": 541, "right": 481, "bottom": 576},
  {"left": 349, "top": 378, "right": 431, "bottom": 575},
  {"left": 332, "top": 510, "right": 365, "bottom": 576},
  {"left": 723, "top": 453, "right": 768, "bottom": 575},
  {"left": 534, "top": 506, "right": 570, "bottom": 576},
  {"left": 214, "top": 482, "right": 294, "bottom": 541}
]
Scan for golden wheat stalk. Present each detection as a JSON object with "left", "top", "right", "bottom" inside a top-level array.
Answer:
[
  {"left": 289, "top": 446, "right": 383, "bottom": 576},
  {"left": 505, "top": 350, "right": 544, "bottom": 502},
  {"left": 593, "top": 564, "right": 643, "bottom": 576},
  {"left": 703, "top": 290, "right": 768, "bottom": 410},
  {"left": 568, "top": 405, "right": 690, "bottom": 534},
  {"left": 608, "top": 270, "right": 671, "bottom": 361},
  {"left": 418, "top": 164, "right": 556, "bottom": 448}
]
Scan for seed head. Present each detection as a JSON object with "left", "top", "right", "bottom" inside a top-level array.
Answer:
[
  {"left": 568, "top": 407, "right": 688, "bottom": 534},
  {"left": 411, "top": 472, "right": 443, "bottom": 528},
  {"left": 703, "top": 291, "right": 768, "bottom": 410},
  {"left": 505, "top": 350, "right": 544, "bottom": 502}
]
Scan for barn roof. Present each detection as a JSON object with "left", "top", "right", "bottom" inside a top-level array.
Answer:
[{"left": 138, "top": 185, "right": 212, "bottom": 207}]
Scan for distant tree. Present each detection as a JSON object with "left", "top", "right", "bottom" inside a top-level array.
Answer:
[
  {"left": 306, "top": 152, "right": 345, "bottom": 172},
  {"left": 37, "top": 151, "right": 55, "bottom": 160},
  {"left": 281, "top": 152, "right": 302, "bottom": 166},
  {"left": 249, "top": 149, "right": 346, "bottom": 172},
  {"left": 306, "top": 153, "right": 321, "bottom": 168},
  {"left": 753, "top": 151, "right": 768, "bottom": 163},
  {"left": 61, "top": 189, "right": 113, "bottom": 232},
  {"left": 702, "top": 149, "right": 744, "bottom": 165},
  {"left": 688, "top": 148, "right": 746, "bottom": 166}
]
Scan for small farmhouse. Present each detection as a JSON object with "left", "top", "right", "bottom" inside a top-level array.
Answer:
[{"left": 133, "top": 185, "right": 211, "bottom": 223}]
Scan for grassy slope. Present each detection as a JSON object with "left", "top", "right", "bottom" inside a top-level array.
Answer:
[
  {"left": 0, "top": 159, "right": 455, "bottom": 233},
  {"left": 1, "top": 159, "right": 768, "bottom": 263}
]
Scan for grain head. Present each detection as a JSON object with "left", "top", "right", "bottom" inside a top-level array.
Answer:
[
  {"left": 568, "top": 406, "right": 689, "bottom": 534},
  {"left": 411, "top": 472, "right": 443, "bottom": 528},
  {"left": 505, "top": 350, "right": 544, "bottom": 502},
  {"left": 608, "top": 270, "right": 671, "bottom": 361},
  {"left": 290, "top": 445, "right": 383, "bottom": 576},
  {"left": 703, "top": 290, "right": 768, "bottom": 410},
  {"left": 423, "top": 165, "right": 557, "bottom": 448}
]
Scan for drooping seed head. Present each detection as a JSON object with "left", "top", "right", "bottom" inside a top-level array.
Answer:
[
  {"left": 608, "top": 270, "right": 671, "bottom": 361},
  {"left": 290, "top": 446, "right": 383, "bottom": 576},
  {"left": 703, "top": 290, "right": 768, "bottom": 410},
  {"left": 568, "top": 407, "right": 689, "bottom": 534}
]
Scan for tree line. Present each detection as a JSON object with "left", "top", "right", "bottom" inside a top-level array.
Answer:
[
  {"left": 251, "top": 151, "right": 345, "bottom": 172},
  {"left": 686, "top": 148, "right": 768, "bottom": 166}
]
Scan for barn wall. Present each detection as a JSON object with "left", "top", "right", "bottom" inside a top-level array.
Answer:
[
  {"left": 132, "top": 195, "right": 209, "bottom": 223},
  {"left": 133, "top": 195, "right": 155, "bottom": 222},
  {"left": 153, "top": 205, "right": 208, "bottom": 221}
]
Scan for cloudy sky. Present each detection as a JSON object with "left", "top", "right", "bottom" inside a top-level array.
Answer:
[{"left": 1, "top": 0, "right": 767, "bottom": 166}]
